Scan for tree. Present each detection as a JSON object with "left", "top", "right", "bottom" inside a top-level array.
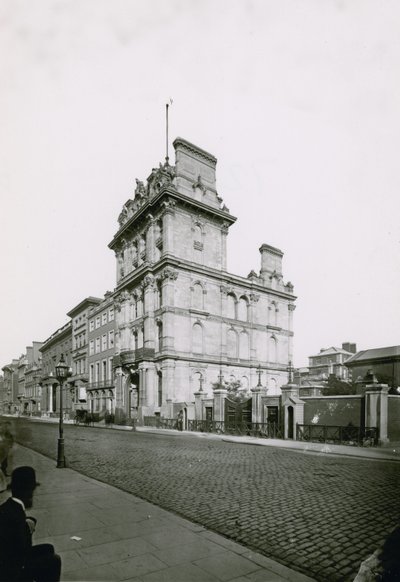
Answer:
[
  {"left": 320, "top": 375, "right": 358, "bottom": 396},
  {"left": 211, "top": 379, "right": 248, "bottom": 402}
]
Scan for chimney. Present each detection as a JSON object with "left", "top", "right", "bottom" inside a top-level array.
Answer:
[
  {"left": 342, "top": 342, "right": 357, "bottom": 354},
  {"left": 259, "top": 244, "right": 283, "bottom": 282}
]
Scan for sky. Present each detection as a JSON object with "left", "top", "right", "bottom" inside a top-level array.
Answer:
[{"left": 1, "top": 0, "right": 399, "bottom": 369}]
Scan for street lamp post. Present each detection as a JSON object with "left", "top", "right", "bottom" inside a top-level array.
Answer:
[{"left": 55, "top": 353, "right": 70, "bottom": 468}]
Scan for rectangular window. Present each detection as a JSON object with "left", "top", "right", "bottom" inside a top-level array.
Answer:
[
  {"left": 95, "top": 338, "right": 100, "bottom": 353},
  {"left": 102, "top": 334, "right": 107, "bottom": 351},
  {"left": 103, "top": 360, "right": 107, "bottom": 382},
  {"left": 89, "top": 340, "right": 94, "bottom": 356},
  {"left": 102, "top": 312, "right": 107, "bottom": 325},
  {"left": 109, "top": 330, "right": 114, "bottom": 348},
  {"left": 90, "top": 364, "right": 94, "bottom": 383},
  {"left": 89, "top": 320, "right": 94, "bottom": 332},
  {"left": 109, "top": 307, "right": 114, "bottom": 321},
  {"left": 95, "top": 316, "right": 101, "bottom": 329},
  {"left": 96, "top": 362, "right": 100, "bottom": 382},
  {"left": 108, "top": 357, "right": 113, "bottom": 381}
]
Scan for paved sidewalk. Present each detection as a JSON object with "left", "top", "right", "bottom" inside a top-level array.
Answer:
[{"left": 1, "top": 445, "right": 316, "bottom": 582}]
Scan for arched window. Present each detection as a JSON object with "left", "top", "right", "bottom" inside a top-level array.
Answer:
[
  {"left": 156, "top": 281, "right": 162, "bottom": 310},
  {"left": 157, "top": 372, "right": 162, "bottom": 407},
  {"left": 238, "top": 297, "right": 249, "bottom": 321},
  {"left": 157, "top": 321, "right": 163, "bottom": 352},
  {"left": 239, "top": 331, "right": 249, "bottom": 360},
  {"left": 194, "top": 224, "right": 202, "bottom": 244},
  {"left": 269, "top": 336, "right": 277, "bottom": 362},
  {"left": 193, "top": 224, "right": 203, "bottom": 263},
  {"left": 227, "top": 328, "right": 237, "bottom": 358},
  {"left": 193, "top": 371, "right": 203, "bottom": 392},
  {"left": 192, "top": 283, "right": 203, "bottom": 310},
  {"left": 136, "top": 296, "right": 143, "bottom": 317},
  {"left": 192, "top": 323, "right": 203, "bottom": 353},
  {"left": 227, "top": 294, "right": 236, "bottom": 319},
  {"left": 137, "top": 327, "right": 144, "bottom": 349}
]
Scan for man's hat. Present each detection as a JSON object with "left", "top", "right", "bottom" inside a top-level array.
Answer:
[{"left": 10, "top": 466, "right": 40, "bottom": 493}]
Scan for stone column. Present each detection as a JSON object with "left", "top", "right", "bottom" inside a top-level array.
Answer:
[
  {"left": 162, "top": 200, "right": 175, "bottom": 256},
  {"left": 288, "top": 304, "right": 296, "bottom": 364},
  {"left": 146, "top": 215, "right": 155, "bottom": 264},
  {"left": 213, "top": 388, "right": 227, "bottom": 422},
  {"left": 114, "top": 366, "right": 127, "bottom": 424},
  {"left": 161, "top": 268, "right": 178, "bottom": 352},
  {"left": 365, "top": 383, "right": 389, "bottom": 444},
  {"left": 249, "top": 293, "right": 260, "bottom": 361},
  {"left": 142, "top": 275, "right": 155, "bottom": 349},
  {"left": 221, "top": 222, "right": 229, "bottom": 271}
]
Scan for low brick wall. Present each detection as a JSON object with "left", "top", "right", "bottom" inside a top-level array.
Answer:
[
  {"left": 302, "top": 395, "right": 363, "bottom": 426},
  {"left": 388, "top": 395, "right": 400, "bottom": 441}
]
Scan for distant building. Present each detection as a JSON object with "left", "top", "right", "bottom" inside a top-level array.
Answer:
[
  {"left": 39, "top": 322, "right": 73, "bottom": 415},
  {"left": 308, "top": 343, "right": 356, "bottom": 381},
  {"left": 345, "top": 346, "right": 400, "bottom": 392},
  {"left": 16, "top": 342, "right": 43, "bottom": 415},
  {"left": 109, "top": 137, "right": 296, "bottom": 423},
  {"left": 87, "top": 292, "right": 116, "bottom": 414},
  {"left": 1, "top": 360, "right": 19, "bottom": 414},
  {"left": 66, "top": 297, "right": 102, "bottom": 411}
]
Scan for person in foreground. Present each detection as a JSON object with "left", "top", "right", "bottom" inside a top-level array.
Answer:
[{"left": 0, "top": 466, "right": 61, "bottom": 582}]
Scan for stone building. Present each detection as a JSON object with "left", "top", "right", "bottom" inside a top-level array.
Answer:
[
  {"left": 39, "top": 322, "right": 73, "bottom": 415},
  {"left": 1, "top": 360, "right": 19, "bottom": 414},
  {"left": 67, "top": 296, "right": 102, "bottom": 411},
  {"left": 87, "top": 292, "right": 116, "bottom": 414},
  {"left": 345, "top": 345, "right": 400, "bottom": 393},
  {"left": 109, "top": 137, "right": 296, "bottom": 424},
  {"left": 16, "top": 342, "right": 43, "bottom": 415}
]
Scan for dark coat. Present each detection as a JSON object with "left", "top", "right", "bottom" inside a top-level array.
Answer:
[{"left": 0, "top": 497, "right": 32, "bottom": 581}]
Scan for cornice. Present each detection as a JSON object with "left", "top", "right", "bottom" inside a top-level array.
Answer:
[
  {"left": 108, "top": 188, "right": 236, "bottom": 250},
  {"left": 173, "top": 137, "right": 217, "bottom": 166}
]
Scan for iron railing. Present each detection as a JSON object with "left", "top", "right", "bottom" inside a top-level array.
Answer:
[
  {"left": 143, "top": 417, "right": 283, "bottom": 439},
  {"left": 296, "top": 424, "right": 378, "bottom": 446}
]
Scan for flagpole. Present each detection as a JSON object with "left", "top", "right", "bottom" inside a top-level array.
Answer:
[{"left": 165, "top": 103, "right": 169, "bottom": 165}]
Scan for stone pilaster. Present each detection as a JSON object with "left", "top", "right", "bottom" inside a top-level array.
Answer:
[
  {"left": 221, "top": 222, "right": 229, "bottom": 271},
  {"left": 142, "top": 275, "right": 155, "bottom": 349},
  {"left": 162, "top": 200, "right": 175, "bottom": 256}
]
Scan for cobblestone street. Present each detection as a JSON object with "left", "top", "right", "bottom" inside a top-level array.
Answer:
[{"left": 13, "top": 419, "right": 400, "bottom": 582}]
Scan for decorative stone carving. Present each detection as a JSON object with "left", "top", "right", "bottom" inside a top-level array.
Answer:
[
  {"left": 221, "top": 221, "right": 230, "bottom": 234},
  {"left": 249, "top": 292, "right": 260, "bottom": 303},
  {"left": 141, "top": 274, "right": 155, "bottom": 289},
  {"left": 288, "top": 304, "right": 296, "bottom": 312},
  {"left": 147, "top": 163, "right": 175, "bottom": 198},
  {"left": 135, "top": 179, "right": 147, "bottom": 199},
  {"left": 160, "top": 267, "right": 178, "bottom": 281},
  {"left": 192, "top": 175, "right": 207, "bottom": 194}
]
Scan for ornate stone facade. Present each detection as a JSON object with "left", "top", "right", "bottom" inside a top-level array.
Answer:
[{"left": 108, "top": 137, "right": 296, "bottom": 423}]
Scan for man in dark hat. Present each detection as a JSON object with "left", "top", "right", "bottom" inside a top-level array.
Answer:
[{"left": 0, "top": 466, "right": 61, "bottom": 581}]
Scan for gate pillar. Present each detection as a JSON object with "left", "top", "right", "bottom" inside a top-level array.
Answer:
[
  {"left": 213, "top": 388, "right": 227, "bottom": 422},
  {"left": 251, "top": 386, "right": 263, "bottom": 424},
  {"left": 194, "top": 391, "right": 203, "bottom": 421},
  {"left": 365, "top": 383, "right": 389, "bottom": 444}
]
